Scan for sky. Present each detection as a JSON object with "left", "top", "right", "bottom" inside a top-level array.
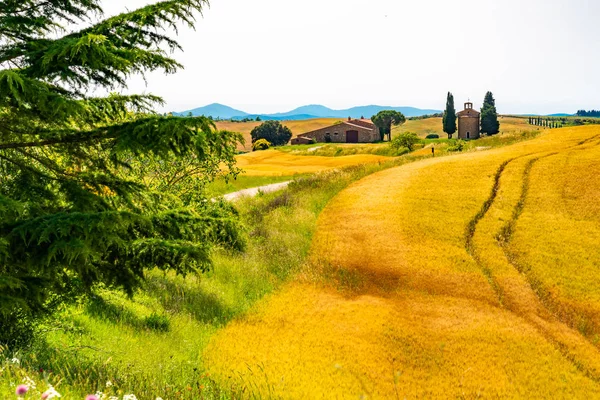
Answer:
[{"left": 99, "top": 0, "right": 600, "bottom": 115}]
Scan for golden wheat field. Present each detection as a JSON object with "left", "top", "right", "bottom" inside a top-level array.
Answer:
[
  {"left": 235, "top": 150, "right": 391, "bottom": 176},
  {"left": 204, "top": 125, "right": 600, "bottom": 398}
]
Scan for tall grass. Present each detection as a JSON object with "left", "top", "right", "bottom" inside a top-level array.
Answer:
[{"left": 0, "top": 159, "right": 408, "bottom": 399}]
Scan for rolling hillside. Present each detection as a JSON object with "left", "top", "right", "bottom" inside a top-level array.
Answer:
[{"left": 205, "top": 125, "right": 600, "bottom": 398}]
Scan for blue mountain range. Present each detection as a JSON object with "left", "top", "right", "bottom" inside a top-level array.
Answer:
[{"left": 174, "top": 103, "right": 443, "bottom": 120}]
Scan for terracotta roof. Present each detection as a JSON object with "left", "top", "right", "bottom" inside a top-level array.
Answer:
[{"left": 457, "top": 108, "right": 480, "bottom": 116}]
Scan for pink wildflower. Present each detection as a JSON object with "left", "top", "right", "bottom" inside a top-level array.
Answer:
[
  {"left": 85, "top": 395, "right": 99, "bottom": 400},
  {"left": 16, "top": 384, "right": 28, "bottom": 396}
]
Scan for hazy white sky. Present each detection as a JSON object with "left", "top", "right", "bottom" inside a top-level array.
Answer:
[{"left": 100, "top": 0, "right": 600, "bottom": 114}]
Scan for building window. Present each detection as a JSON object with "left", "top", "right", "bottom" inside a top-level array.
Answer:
[
  {"left": 467, "top": 132, "right": 470, "bottom": 139},
  {"left": 334, "top": 132, "right": 339, "bottom": 135}
]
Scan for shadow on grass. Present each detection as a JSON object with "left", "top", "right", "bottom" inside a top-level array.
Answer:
[
  {"left": 145, "top": 275, "right": 235, "bottom": 326},
  {"left": 85, "top": 296, "right": 170, "bottom": 332}
]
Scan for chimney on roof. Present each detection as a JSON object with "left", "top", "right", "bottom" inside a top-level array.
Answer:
[
  {"left": 348, "top": 116, "right": 351, "bottom": 121},
  {"left": 361, "top": 116, "right": 364, "bottom": 119}
]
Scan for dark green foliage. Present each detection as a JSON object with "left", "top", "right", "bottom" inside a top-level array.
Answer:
[
  {"left": 480, "top": 91, "right": 500, "bottom": 135},
  {"left": 372, "top": 110, "right": 406, "bottom": 141},
  {"left": 250, "top": 121, "right": 292, "bottom": 146},
  {"left": 0, "top": 0, "right": 244, "bottom": 344},
  {"left": 426, "top": 134, "right": 440, "bottom": 139},
  {"left": 390, "top": 132, "right": 420, "bottom": 152},
  {"left": 442, "top": 92, "right": 457, "bottom": 138},
  {"left": 576, "top": 110, "right": 600, "bottom": 118},
  {"left": 144, "top": 313, "right": 170, "bottom": 332}
]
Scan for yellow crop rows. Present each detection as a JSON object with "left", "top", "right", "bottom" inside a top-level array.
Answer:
[{"left": 205, "top": 126, "right": 600, "bottom": 398}]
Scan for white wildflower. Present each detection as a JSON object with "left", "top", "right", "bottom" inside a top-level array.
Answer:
[
  {"left": 108, "top": 397, "right": 119, "bottom": 400},
  {"left": 122, "top": 395, "right": 138, "bottom": 400},
  {"left": 95, "top": 391, "right": 104, "bottom": 400},
  {"left": 10, "top": 357, "right": 20, "bottom": 364},
  {"left": 23, "top": 376, "right": 37, "bottom": 390},
  {"left": 105, "top": 380, "right": 113, "bottom": 388},
  {"left": 156, "top": 397, "right": 164, "bottom": 400},
  {"left": 42, "top": 386, "right": 62, "bottom": 399}
]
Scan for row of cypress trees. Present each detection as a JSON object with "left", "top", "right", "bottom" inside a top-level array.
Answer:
[{"left": 443, "top": 92, "right": 500, "bottom": 139}]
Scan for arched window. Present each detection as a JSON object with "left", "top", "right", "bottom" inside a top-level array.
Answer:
[{"left": 467, "top": 132, "right": 470, "bottom": 139}]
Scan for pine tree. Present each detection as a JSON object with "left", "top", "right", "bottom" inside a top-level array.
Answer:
[
  {"left": 480, "top": 91, "right": 500, "bottom": 135},
  {"left": 0, "top": 0, "right": 243, "bottom": 340},
  {"left": 442, "top": 92, "right": 457, "bottom": 139},
  {"left": 372, "top": 110, "right": 406, "bottom": 141}
]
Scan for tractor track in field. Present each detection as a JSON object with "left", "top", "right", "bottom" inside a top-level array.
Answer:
[
  {"left": 466, "top": 142, "right": 600, "bottom": 383},
  {"left": 205, "top": 127, "right": 600, "bottom": 397},
  {"left": 463, "top": 158, "right": 515, "bottom": 306}
]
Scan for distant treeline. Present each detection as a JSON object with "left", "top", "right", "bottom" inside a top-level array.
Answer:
[
  {"left": 576, "top": 110, "right": 600, "bottom": 118},
  {"left": 523, "top": 115, "right": 600, "bottom": 128},
  {"left": 408, "top": 113, "right": 443, "bottom": 120}
]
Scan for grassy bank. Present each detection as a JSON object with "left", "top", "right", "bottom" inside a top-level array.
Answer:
[{"left": 0, "top": 158, "right": 409, "bottom": 399}]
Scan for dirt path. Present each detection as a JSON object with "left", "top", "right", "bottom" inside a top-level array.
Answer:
[
  {"left": 204, "top": 128, "right": 600, "bottom": 398},
  {"left": 222, "top": 181, "right": 291, "bottom": 202}
]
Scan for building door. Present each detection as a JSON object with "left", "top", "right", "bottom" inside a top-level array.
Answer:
[
  {"left": 346, "top": 130, "right": 359, "bottom": 143},
  {"left": 467, "top": 132, "right": 470, "bottom": 139}
]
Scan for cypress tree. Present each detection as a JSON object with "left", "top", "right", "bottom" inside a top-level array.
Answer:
[
  {"left": 442, "top": 92, "right": 457, "bottom": 139},
  {"left": 0, "top": 0, "right": 244, "bottom": 340},
  {"left": 480, "top": 91, "right": 500, "bottom": 135}
]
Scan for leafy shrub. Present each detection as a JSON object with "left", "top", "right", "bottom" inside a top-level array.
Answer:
[
  {"left": 251, "top": 121, "right": 293, "bottom": 146},
  {"left": 252, "top": 139, "right": 271, "bottom": 151},
  {"left": 448, "top": 139, "right": 465, "bottom": 152},
  {"left": 390, "top": 132, "right": 420, "bottom": 152},
  {"left": 426, "top": 134, "right": 440, "bottom": 139},
  {"left": 144, "top": 313, "right": 170, "bottom": 332},
  {"left": 307, "top": 138, "right": 317, "bottom": 144}
]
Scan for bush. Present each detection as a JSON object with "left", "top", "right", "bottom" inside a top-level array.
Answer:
[
  {"left": 250, "top": 121, "right": 293, "bottom": 146},
  {"left": 448, "top": 139, "right": 465, "bottom": 152},
  {"left": 426, "top": 134, "right": 440, "bottom": 139},
  {"left": 252, "top": 139, "right": 271, "bottom": 151},
  {"left": 144, "top": 313, "right": 170, "bottom": 332},
  {"left": 390, "top": 132, "right": 420, "bottom": 152},
  {"left": 307, "top": 138, "right": 317, "bottom": 145}
]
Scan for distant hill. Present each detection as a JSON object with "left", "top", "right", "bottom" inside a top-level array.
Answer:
[
  {"left": 175, "top": 103, "right": 248, "bottom": 119},
  {"left": 174, "top": 103, "right": 442, "bottom": 120}
]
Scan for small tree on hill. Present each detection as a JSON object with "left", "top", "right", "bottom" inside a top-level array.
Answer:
[
  {"left": 443, "top": 92, "right": 457, "bottom": 139},
  {"left": 372, "top": 110, "right": 406, "bottom": 141},
  {"left": 390, "top": 132, "right": 420, "bottom": 152},
  {"left": 251, "top": 121, "right": 292, "bottom": 146},
  {"left": 480, "top": 91, "right": 500, "bottom": 135}
]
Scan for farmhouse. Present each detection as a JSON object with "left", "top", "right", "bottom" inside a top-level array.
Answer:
[
  {"left": 457, "top": 102, "right": 480, "bottom": 140},
  {"left": 291, "top": 117, "right": 380, "bottom": 144}
]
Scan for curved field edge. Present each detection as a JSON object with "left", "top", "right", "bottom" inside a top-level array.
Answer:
[
  {"left": 204, "top": 126, "right": 600, "bottom": 398},
  {"left": 0, "top": 158, "right": 420, "bottom": 399}
]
